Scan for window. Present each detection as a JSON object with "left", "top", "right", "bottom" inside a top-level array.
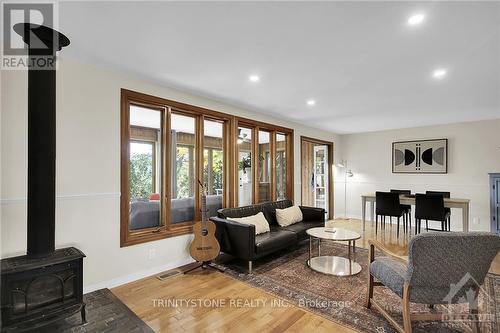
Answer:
[
  {"left": 121, "top": 89, "right": 292, "bottom": 246},
  {"left": 234, "top": 120, "right": 294, "bottom": 206},
  {"left": 258, "top": 130, "right": 271, "bottom": 203},
  {"left": 171, "top": 113, "right": 196, "bottom": 224},
  {"left": 237, "top": 126, "right": 253, "bottom": 206},
  {"left": 122, "top": 101, "right": 165, "bottom": 246},
  {"left": 276, "top": 133, "right": 287, "bottom": 200},
  {"left": 203, "top": 119, "right": 224, "bottom": 213}
]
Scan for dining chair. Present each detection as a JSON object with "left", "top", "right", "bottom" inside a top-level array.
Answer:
[
  {"left": 415, "top": 194, "right": 450, "bottom": 234},
  {"left": 426, "top": 191, "right": 451, "bottom": 231},
  {"left": 375, "top": 192, "right": 406, "bottom": 237},
  {"left": 390, "top": 189, "right": 412, "bottom": 233},
  {"left": 366, "top": 232, "right": 500, "bottom": 333}
]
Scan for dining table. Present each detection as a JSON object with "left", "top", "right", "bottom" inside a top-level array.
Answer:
[{"left": 361, "top": 193, "right": 470, "bottom": 232}]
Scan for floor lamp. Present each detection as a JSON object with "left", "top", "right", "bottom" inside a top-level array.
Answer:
[{"left": 337, "top": 160, "right": 353, "bottom": 220}]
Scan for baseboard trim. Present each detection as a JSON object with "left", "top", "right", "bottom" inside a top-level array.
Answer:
[{"left": 83, "top": 257, "right": 194, "bottom": 293}]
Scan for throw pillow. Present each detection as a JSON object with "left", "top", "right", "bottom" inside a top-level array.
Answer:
[
  {"left": 275, "top": 205, "right": 303, "bottom": 227},
  {"left": 230, "top": 212, "right": 270, "bottom": 235}
]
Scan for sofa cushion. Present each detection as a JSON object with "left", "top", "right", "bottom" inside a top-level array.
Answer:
[
  {"left": 282, "top": 220, "right": 323, "bottom": 237},
  {"left": 255, "top": 229, "right": 297, "bottom": 254},
  {"left": 229, "top": 212, "right": 270, "bottom": 235},
  {"left": 276, "top": 205, "right": 303, "bottom": 227},
  {"left": 262, "top": 200, "right": 293, "bottom": 226}
]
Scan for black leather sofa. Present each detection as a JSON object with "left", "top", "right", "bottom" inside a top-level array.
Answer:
[{"left": 210, "top": 199, "right": 325, "bottom": 273}]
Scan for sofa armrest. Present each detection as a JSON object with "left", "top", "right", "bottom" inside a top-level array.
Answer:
[
  {"left": 210, "top": 217, "right": 255, "bottom": 261},
  {"left": 299, "top": 205, "right": 325, "bottom": 223}
]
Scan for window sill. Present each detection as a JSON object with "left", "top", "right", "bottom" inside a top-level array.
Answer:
[{"left": 120, "top": 224, "right": 193, "bottom": 247}]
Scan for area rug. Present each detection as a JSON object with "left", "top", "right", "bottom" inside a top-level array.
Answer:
[
  {"left": 35, "top": 288, "right": 154, "bottom": 333},
  {"left": 217, "top": 241, "right": 499, "bottom": 333}
]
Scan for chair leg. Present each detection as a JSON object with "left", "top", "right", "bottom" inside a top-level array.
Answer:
[
  {"left": 408, "top": 210, "right": 411, "bottom": 235},
  {"left": 375, "top": 215, "right": 378, "bottom": 234},
  {"left": 409, "top": 210, "right": 412, "bottom": 232},
  {"left": 366, "top": 273, "right": 374, "bottom": 309},
  {"left": 402, "top": 283, "right": 412, "bottom": 333},
  {"left": 248, "top": 261, "right": 253, "bottom": 274},
  {"left": 366, "top": 244, "right": 375, "bottom": 309},
  {"left": 425, "top": 220, "right": 428, "bottom": 231},
  {"left": 397, "top": 217, "right": 400, "bottom": 238},
  {"left": 403, "top": 214, "right": 407, "bottom": 233}
]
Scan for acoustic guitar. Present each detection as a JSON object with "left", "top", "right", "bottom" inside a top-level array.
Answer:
[{"left": 189, "top": 181, "right": 220, "bottom": 263}]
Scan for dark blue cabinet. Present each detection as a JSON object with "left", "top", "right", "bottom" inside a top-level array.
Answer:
[{"left": 491, "top": 173, "right": 500, "bottom": 234}]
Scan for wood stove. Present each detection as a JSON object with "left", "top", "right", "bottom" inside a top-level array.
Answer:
[
  {"left": 0, "top": 24, "right": 86, "bottom": 332},
  {"left": 1, "top": 248, "right": 85, "bottom": 332}
]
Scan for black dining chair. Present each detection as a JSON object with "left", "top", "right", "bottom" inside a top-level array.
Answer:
[
  {"left": 426, "top": 191, "right": 451, "bottom": 231},
  {"left": 390, "top": 189, "right": 412, "bottom": 233},
  {"left": 375, "top": 192, "right": 406, "bottom": 237},
  {"left": 415, "top": 193, "right": 451, "bottom": 234}
]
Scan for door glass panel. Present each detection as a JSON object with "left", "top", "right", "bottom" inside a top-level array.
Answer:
[
  {"left": 203, "top": 119, "right": 224, "bottom": 216},
  {"left": 276, "top": 133, "right": 287, "bottom": 200},
  {"left": 237, "top": 127, "right": 252, "bottom": 206},
  {"left": 171, "top": 113, "right": 196, "bottom": 223},
  {"left": 313, "top": 145, "right": 329, "bottom": 213},
  {"left": 258, "top": 131, "right": 271, "bottom": 203},
  {"left": 129, "top": 105, "right": 161, "bottom": 231}
]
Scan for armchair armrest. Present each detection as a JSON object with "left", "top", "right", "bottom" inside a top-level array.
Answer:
[
  {"left": 368, "top": 239, "right": 408, "bottom": 265},
  {"left": 299, "top": 205, "right": 325, "bottom": 223},
  {"left": 210, "top": 217, "right": 255, "bottom": 261}
]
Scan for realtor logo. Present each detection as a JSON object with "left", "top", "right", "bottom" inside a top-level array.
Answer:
[
  {"left": 2, "top": 1, "right": 58, "bottom": 69},
  {"left": 442, "top": 272, "right": 495, "bottom": 324}
]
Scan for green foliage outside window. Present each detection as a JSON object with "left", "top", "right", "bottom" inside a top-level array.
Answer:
[
  {"left": 203, "top": 149, "right": 223, "bottom": 195},
  {"left": 175, "top": 146, "right": 192, "bottom": 198},
  {"left": 130, "top": 152, "right": 153, "bottom": 200}
]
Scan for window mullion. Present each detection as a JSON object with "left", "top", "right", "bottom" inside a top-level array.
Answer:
[
  {"left": 270, "top": 131, "right": 277, "bottom": 201},
  {"left": 163, "top": 106, "right": 171, "bottom": 229},
  {"left": 196, "top": 115, "right": 204, "bottom": 222}
]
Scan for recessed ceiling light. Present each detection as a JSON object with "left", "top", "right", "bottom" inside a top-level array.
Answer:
[
  {"left": 432, "top": 68, "right": 447, "bottom": 79},
  {"left": 249, "top": 75, "right": 260, "bottom": 83},
  {"left": 307, "top": 100, "right": 316, "bottom": 106},
  {"left": 407, "top": 13, "right": 425, "bottom": 26}
]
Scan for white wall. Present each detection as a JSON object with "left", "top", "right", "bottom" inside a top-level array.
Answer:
[
  {"left": 0, "top": 59, "right": 340, "bottom": 291},
  {"left": 336, "top": 120, "right": 500, "bottom": 231}
]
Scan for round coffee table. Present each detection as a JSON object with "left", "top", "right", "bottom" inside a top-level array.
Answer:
[{"left": 306, "top": 227, "right": 362, "bottom": 276}]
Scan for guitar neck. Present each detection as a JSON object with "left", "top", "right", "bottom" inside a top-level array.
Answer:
[{"left": 201, "top": 193, "right": 208, "bottom": 222}]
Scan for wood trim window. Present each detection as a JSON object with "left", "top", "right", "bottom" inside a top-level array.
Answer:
[
  {"left": 234, "top": 118, "right": 294, "bottom": 207},
  {"left": 121, "top": 89, "right": 294, "bottom": 246}
]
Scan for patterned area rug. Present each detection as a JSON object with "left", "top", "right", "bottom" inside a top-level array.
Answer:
[
  {"left": 217, "top": 241, "right": 499, "bottom": 333},
  {"left": 35, "top": 289, "right": 153, "bottom": 333}
]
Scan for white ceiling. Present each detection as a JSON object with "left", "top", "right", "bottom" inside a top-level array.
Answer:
[{"left": 58, "top": 1, "right": 500, "bottom": 134}]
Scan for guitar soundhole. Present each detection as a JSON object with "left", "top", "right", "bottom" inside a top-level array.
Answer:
[{"left": 202, "top": 229, "right": 208, "bottom": 236}]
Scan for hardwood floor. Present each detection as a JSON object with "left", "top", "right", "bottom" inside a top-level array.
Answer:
[{"left": 112, "top": 219, "right": 500, "bottom": 332}]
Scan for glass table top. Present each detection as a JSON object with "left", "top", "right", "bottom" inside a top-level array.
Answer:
[{"left": 306, "top": 227, "right": 361, "bottom": 241}]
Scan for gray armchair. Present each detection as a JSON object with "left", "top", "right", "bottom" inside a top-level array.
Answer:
[{"left": 366, "top": 232, "right": 500, "bottom": 333}]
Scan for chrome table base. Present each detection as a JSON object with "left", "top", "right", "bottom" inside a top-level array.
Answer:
[
  {"left": 307, "top": 256, "right": 362, "bottom": 276},
  {"left": 307, "top": 236, "right": 362, "bottom": 276}
]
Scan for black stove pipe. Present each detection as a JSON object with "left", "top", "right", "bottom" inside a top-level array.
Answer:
[{"left": 13, "top": 24, "right": 70, "bottom": 258}]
